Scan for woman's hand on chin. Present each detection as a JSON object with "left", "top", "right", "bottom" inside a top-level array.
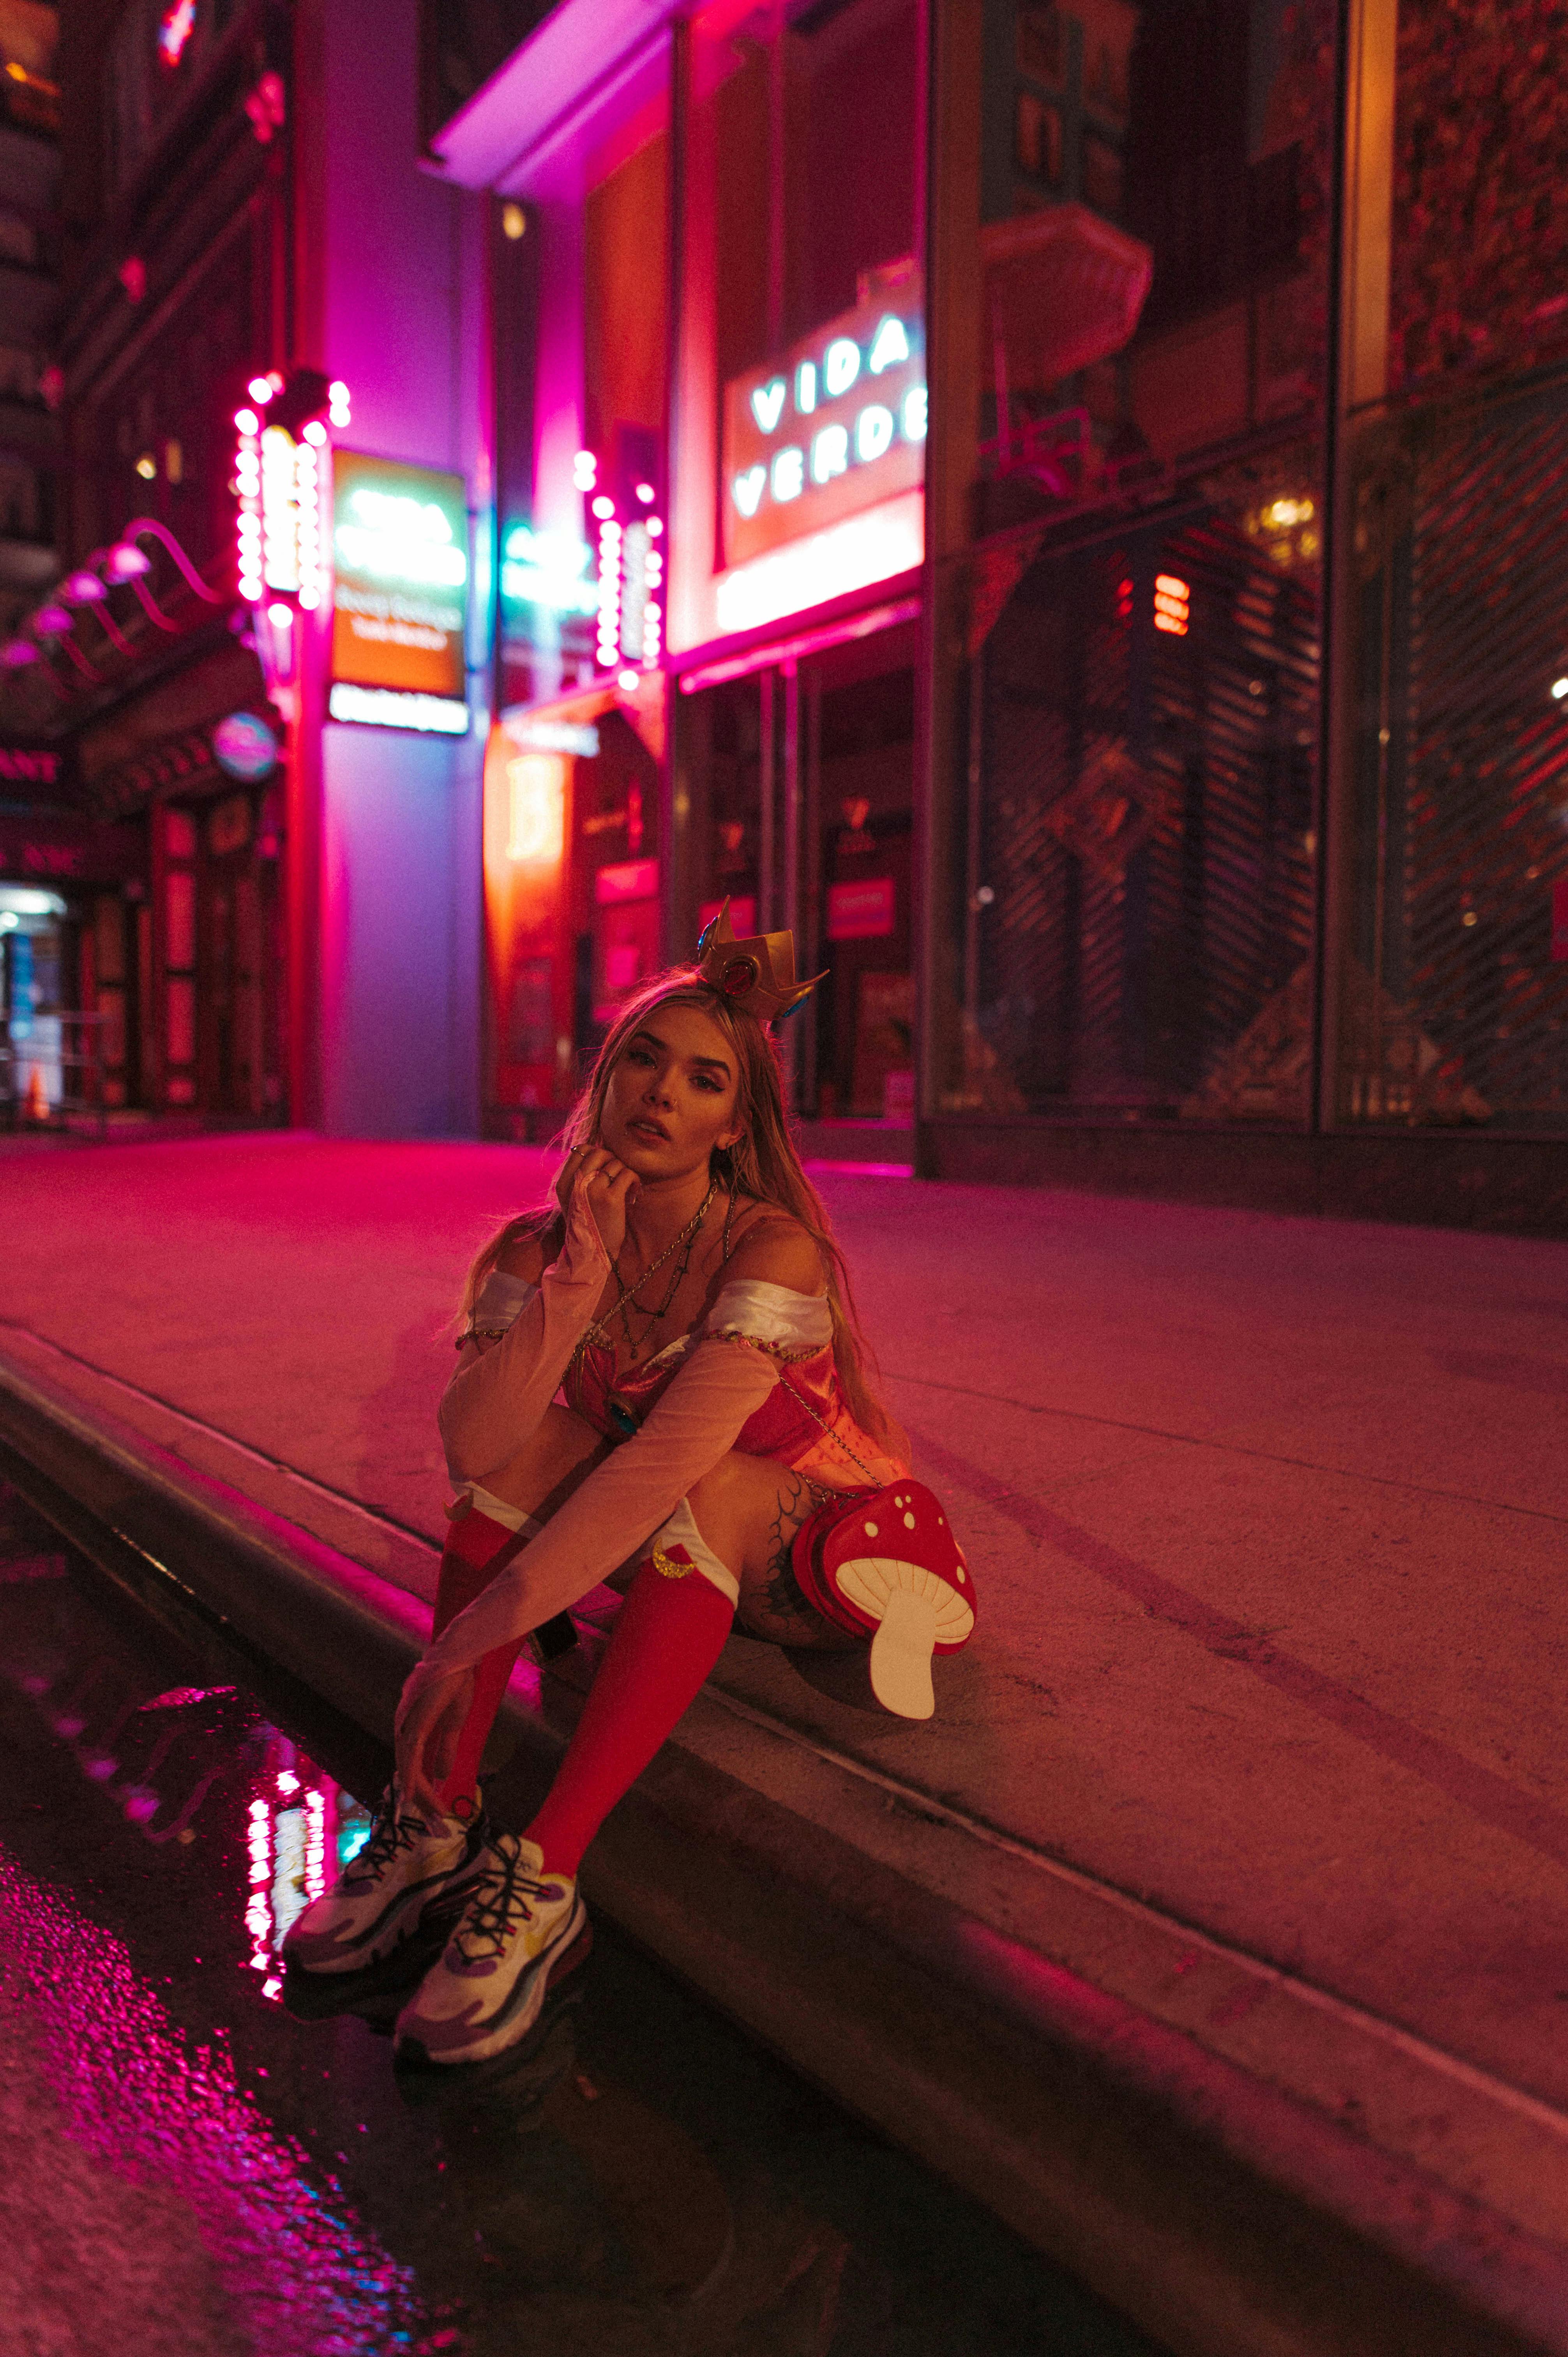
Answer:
[
  {"left": 558, "top": 1143, "right": 639, "bottom": 1263},
  {"left": 393, "top": 1656, "right": 477, "bottom": 1820}
]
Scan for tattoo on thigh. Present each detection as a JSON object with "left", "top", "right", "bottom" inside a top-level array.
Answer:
[{"left": 760, "top": 1475, "right": 832, "bottom": 1626}]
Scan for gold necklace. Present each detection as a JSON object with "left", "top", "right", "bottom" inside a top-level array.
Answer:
[{"left": 610, "top": 1180, "right": 718, "bottom": 1353}]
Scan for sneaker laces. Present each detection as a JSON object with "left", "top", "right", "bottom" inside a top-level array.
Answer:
[
  {"left": 452, "top": 1839, "right": 564, "bottom": 1965},
  {"left": 357, "top": 1789, "right": 440, "bottom": 1881}
]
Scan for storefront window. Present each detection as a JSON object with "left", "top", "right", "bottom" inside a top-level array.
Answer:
[
  {"left": 662, "top": 2, "right": 924, "bottom": 1130},
  {"left": 486, "top": 49, "right": 673, "bottom": 1129},
  {"left": 680, "top": 617, "right": 917, "bottom": 1122},
  {"left": 494, "top": 58, "right": 670, "bottom": 717},
  {"left": 931, "top": 0, "right": 1333, "bottom": 1126},
  {"left": 1338, "top": 0, "right": 1568, "bottom": 1131},
  {"left": 672, "top": 0, "right": 924, "bottom": 654},
  {"left": 698, "top": 0, "right": 920, "bottom": 393},
  {"left": 1, "top": 885, "right": 71, "bottom": 1115}
]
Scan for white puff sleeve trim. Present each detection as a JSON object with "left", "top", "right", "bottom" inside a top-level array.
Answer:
[
  {"left": 470, "top": 1270, "right": 540, "bottom": 1333},
  {"left": 703, "top": 1279, "right": 832, "bottom": 1358}
]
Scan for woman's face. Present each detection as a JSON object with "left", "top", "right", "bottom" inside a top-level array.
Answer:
[{"left": 598, "top": 999, "right": 745, "bottom": 1180}]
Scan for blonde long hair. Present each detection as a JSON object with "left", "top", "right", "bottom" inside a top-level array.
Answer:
[{"left": 461, "top": 968, "right": 897, "bottom": 1449}]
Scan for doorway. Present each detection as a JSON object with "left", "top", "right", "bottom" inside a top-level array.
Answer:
[
  {"left": 682, "top": 618, "right": 917, "bottom": 1122},
  {"left": 153, "top": 791, "right": 284, "bottom": 1122}
]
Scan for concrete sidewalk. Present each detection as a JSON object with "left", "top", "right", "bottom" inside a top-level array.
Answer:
[{"left": 3, "top": 1131, "right": 1568, "bottom": 2356}]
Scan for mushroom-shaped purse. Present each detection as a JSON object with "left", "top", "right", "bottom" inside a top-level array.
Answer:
[{"left": 791, "top": 1481, "right": 976, "bottom": 1720}]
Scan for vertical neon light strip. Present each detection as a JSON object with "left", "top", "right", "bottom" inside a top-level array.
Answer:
[
  {"left": 261, "top": 427, "right": 300, "bottom": 592},
  {"left": 619, "top": 521, "right": 649, "bottom": 666},
  {"left": 303, "top": 1787, "right": 327, "bottom": 1901},
  {"left": 295, "top": 438, "right": 322, "bottom": 611},
  {"left": 597, "top": 517, "right": 622, "bottom": 670},
  {"left": 245, "top": 1795, "right": 275, "bottom": 1991},
  {"left": 643, "top": 518, "right": 664, "bottom": 668},
  {"left": 235, "top": 410, "right": 263, "bottom": 602},
  {"left": 584, "top": 462, "right": 665, "bottom": 680}
]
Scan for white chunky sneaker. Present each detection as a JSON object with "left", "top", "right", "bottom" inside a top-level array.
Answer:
[
  {"left": 392, "top": 1831, "right": 590, "bottom": 2067},
  {"left": 282, "top": 1785, "right": 492, "bottom": 1976}
]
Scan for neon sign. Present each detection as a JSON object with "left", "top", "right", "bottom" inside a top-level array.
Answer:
[
  {"left": 723, "top": 298, "right": 925, "bottom": 568},
  {"left": 233, "top": 375, "right": 333, "bottom": 673},
  {"left": 1153, "top": 574, "right": 1190, "bottom": 636},
  {"left": 500, "top": 525, "right": 598, "bottom": 617},
  {"left": 715, "top": 489, "right": 924, "bottom": 637},
  {"left": 327, "top": 684, "right": 470, "bottom": 733},
  {"left": 234, "top": 408, "right": 263, "bottom": 603},
  {"left": 503, "top": 715, "right": 600, "bottom": 757},
  {"left": 261, "top": 427, "right": 298, "bottom": 591},
  {"left": 334, "top": 489, "right": 468, "bottom": 588},
  {"left": 620, "top": 520, "right": 659, "bottom": 670},
  {"left": 579, "top": 449, "right": 664, "bottom": 684},
  {"left": 295, "top": 436, "right": 323, "bottom": 610},
  {"left": 596, "top": 515, "right": 622, "bottom": 670},
  {"left": 212, "top": 711, "right": 279, "bottom": 782},
  {"left": 330, "top": 449, "right": 468, "bottom": 734},
  {"left": 500, "top": 445, "right": 663, "bottom": 698}
]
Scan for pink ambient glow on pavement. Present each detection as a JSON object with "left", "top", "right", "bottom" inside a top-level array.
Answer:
[{"left": 0, "top": 1839, "right": 419, "bottom": 2353}]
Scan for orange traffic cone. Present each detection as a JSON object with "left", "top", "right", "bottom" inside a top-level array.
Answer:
[{"left": 23, "top": 1065, "right": 47, "bottom": 1124}]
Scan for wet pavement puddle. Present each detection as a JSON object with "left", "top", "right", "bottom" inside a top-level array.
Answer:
[{"left": 0, "top": 1486, "right": 1164, "bottom": 2357}]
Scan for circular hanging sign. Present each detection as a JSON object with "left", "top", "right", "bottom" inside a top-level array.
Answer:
[{"left": 211, "top": 710, "right": 279, "bottom": 783}]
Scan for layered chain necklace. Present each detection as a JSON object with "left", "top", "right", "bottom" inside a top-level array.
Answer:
[{"left": 600, "top": 1179, "right": 719, "bottom": 1358}]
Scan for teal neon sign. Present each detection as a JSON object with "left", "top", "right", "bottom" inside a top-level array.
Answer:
[
  {"left": 499, "top": 525, "right": 599, "bottom": 617},
  {"left": 334, "top": 486, "right": 468, "bottom": 589}
]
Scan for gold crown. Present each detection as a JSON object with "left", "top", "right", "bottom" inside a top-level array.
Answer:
[{"left": 695, "top": 901, "right": 826, "bottom": 1024}]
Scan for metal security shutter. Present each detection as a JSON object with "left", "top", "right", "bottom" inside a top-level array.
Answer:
[
  {"left": 1353, "top": 378, "right": 1568, "bottom": 1129},
  {"left": 971, "top": 502, "right": 1318, "bottom": 1117}
]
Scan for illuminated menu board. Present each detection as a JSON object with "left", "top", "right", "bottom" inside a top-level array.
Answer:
[
  {"left": 329, "top": 450, "right": 470, "bottom": 735},
  {"left": 722, "top": 294, "right": 926, "bottom": 570}
]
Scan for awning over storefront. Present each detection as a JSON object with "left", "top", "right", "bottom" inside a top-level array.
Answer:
[
  {"left": 675, "top": 592, "right": 922, "bottom": 694},
  {"left": 0, "top": 518, "right": 251, "bottom": 806},
  {"left": 498, "top": 672, "right": 665, "bottom": 765},
  {"left": 0, "top": 811, "right": 141, "bottom": 886},
  {"left": 423, "top": 0, "right": 676, "bottom": 189},
  {"left": 0, "top": 516, "right": 272, "bottom": 822}
]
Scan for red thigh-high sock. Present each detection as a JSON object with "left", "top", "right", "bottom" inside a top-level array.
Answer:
[
  {"left": 429, "top": 1508, "right": 533, "bottom": 1818},
  {"left": 525, "top": 1550, "right": 734, "bottom": 1878}
]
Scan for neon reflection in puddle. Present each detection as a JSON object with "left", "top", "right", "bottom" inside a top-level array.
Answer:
[
  {"left": 245, "top": 1739, "right": 374, "bottom": 1998},
  {"left": 0, "top": 1838, "right": 424, "bottom": 2354}
]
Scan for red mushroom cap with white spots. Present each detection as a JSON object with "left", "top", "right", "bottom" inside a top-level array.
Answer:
[{"left": 791, "top": 1481, "right": 975, "bottom": 1721}]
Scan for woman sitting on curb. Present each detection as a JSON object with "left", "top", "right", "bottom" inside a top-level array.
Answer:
[{"left": 283, "top": 909, "right": 975, "bottom": 2074}]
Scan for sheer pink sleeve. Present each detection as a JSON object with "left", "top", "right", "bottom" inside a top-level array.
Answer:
[
  {"left": 419, "top": 1334, "right": 780, "bottom": 1673},
  {"left": 437, "top": 1185, "right": 610, "bottom": 1484}
]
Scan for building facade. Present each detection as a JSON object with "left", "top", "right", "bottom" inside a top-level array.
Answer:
[
  {"left": 427, "top": 0, "right": 1568, "bottom": 1221},
  {"left": 0, "top": 0, "right": 1563, "bottom": 1221},
  {"left": 0, "top": 0, "right": 486, "bottom": 1138}
]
